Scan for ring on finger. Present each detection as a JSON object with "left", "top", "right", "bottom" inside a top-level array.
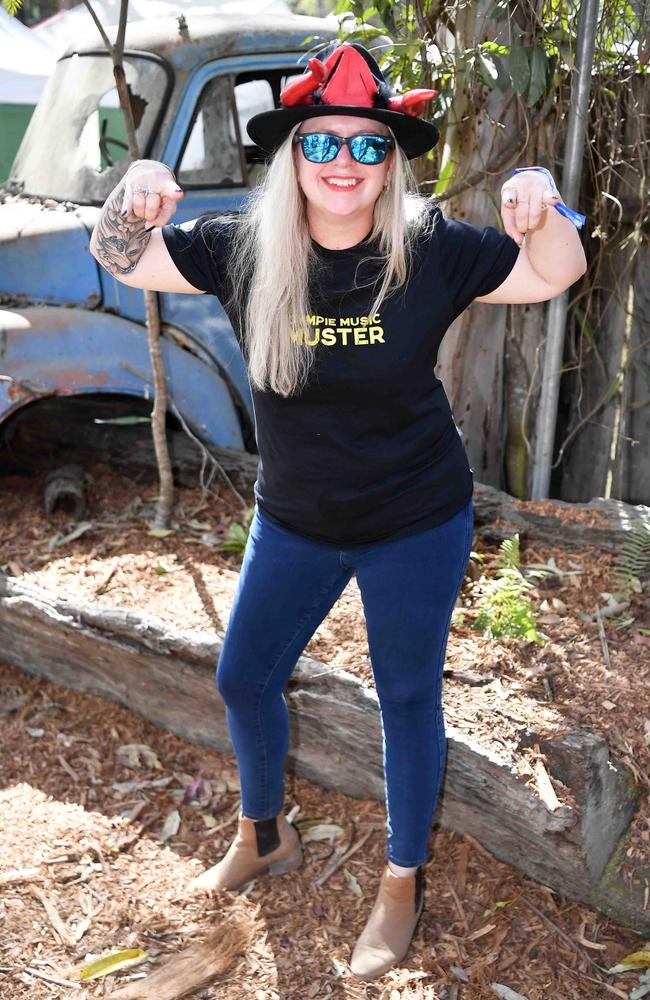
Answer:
[{"left": 132, "top": 185, "right": 152, "bottom": 196}]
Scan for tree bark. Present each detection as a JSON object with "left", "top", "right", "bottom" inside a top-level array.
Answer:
[
  {"left": 82, "top": 0, "right": 175, "bottom": 529},
  {"left": 144, "top": 291, "right": 175, "bottom": 529},
  {"left": 0, "top": 570, "right": 647, "bottom": 934}
]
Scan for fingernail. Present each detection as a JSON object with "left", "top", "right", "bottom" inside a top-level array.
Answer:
[
  {"left": 121, "top": 209, "right": 128, "bottom": 217},
  {"left": 175, "top": 187, "right": 182, "bottom": 192}
]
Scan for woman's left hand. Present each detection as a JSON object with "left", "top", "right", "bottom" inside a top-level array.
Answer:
[{"left": 500, "top": 174, "right": 562, "bottom": 247}]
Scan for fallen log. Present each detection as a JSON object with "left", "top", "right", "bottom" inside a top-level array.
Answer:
[
  {"left": 0, "top": 572, "right": 647, "bottom": 935},
  {"left": 3, "top": 398, "right": 648, "bottom": 550},
  {"left": 472, "top": 482, "right": 650, "bottom": 554},
  {"left": 43, "top": 464, "right": 88, "bottom": 520}
]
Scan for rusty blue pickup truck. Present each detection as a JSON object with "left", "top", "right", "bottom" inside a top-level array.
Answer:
[{"left": 0, "top": 12, "right": 335, "bottom": 454}]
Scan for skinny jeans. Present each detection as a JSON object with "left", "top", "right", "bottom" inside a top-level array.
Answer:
[{"left": 216, "top": 496, "right": 474, "bottom": 868}]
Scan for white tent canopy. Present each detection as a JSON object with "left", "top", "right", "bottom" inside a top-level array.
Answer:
[
  {"left": 33, "top": 0, "right": 291, "bottom": 59},
  {"left": 0, "top": 7, "right": 57, "bottom": 103},
  {"left": 0, "top": 0, "right": 292, "bottom": 104}
]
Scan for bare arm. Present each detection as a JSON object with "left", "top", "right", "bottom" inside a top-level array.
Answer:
[
  {"left": 475, "top": 170, "right": 587, "bottom": 304},
  {"left": 89, "top": 160, "right": 206, "bottom": 294}
]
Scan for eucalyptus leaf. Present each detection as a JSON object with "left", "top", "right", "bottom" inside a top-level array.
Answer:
[
  {"left": 491, "top": 985, "right": 530, "bottom": 1000},
  {"left": 79, "top": 948, "right": 149, "bottom": 981},
  {"left": 610, "top": 950, "right": 650, "bottom": 970},
  {"left": 48, "top": 521, "right": 95, "bottom": 553},
  {"left": 93, "top": 416, "right": 151, "bottom": 425},
  {"left": 300, "top": 822, "right": 345, "bottom": 844},
  {"left": 343, "top": 867, "right": 363, "bottom": 897},
  {"left": 527, "top": 47, "right": 548, "bottom": 106},
  {"left": 434, "top": 158, "right": 455, "bottom": 196},
  {"left": 158, "top": 808, "right": 181, "bottom": 842},
  {"left": 545, "top": 52, "right": 557, "bottom": 90},
  {"left": 463, "top": 53, "right": 476, "bottom": 89},
  {"left": 116, "top": 743, "right": 161, "bottom": 770},
  {"left": 508, "top": 45, "right": 530, "bottom": 95},
  {"left": 478, "top": 52, "right": 499, "bottom": 84}
]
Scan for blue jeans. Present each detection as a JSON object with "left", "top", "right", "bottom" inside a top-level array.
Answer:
[{"left": 216, "top": 497, "right": 474, "bottom": 867}]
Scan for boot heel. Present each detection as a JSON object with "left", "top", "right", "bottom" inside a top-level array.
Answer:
[{"left": 267, "top": 847, "right": 303, "bottom": 876}]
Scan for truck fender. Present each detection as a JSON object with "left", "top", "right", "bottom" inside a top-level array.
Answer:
[{"left": 0, "top": 306, "right": 245, "bottom": 450}]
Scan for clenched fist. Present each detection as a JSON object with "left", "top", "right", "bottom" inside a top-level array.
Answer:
[
  {"left": 500, "top": 171, "right": 562, "bottom": 247},
  {"left": 120, "top": 160, "right": 185, "bottom": 229}
]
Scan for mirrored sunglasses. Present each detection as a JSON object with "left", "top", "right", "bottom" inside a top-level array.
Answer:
[{"left": 293, "top": 131, "right": 395, "bottom": 165}]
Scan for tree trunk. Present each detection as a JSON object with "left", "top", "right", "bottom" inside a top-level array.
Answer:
[
  {"left": 436, "top": 2, "right": 522, "bottom": 490},
  {"left": 434, "top": 4, "right": 570, "bottom": 502},
  {"left": 82, "top": 0, "right": 175, "bottom": 529},
  {"left": 144, "top": 290, "right": 175, "bottom": 529}
]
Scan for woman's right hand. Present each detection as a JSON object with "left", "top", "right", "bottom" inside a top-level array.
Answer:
[{"left": 120, "top": 160, "right": 185, "bottom": 229}]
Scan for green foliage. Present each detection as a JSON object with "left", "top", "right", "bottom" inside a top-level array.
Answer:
[
  {"left": 4, "top": 0, "right": 64, "bottom": 24},
  {"left": 508, "top": 44, "right": 531, "bottom": 95},
  {"left": 433, "top": 158, "right": 454, "bottom": 196},
  {"left": 220, "top": 507, "right": 255, "bottom": 555},
  {"left": 611, "top": 517, "right": 650, "bottom": 601},
  {"left": 498, "top": 533, "right": 521, "bottom": 570},
  {"left": 328, "top": 0, "right": 646, "bottom": 195},
  {"left": 473, "top": 570, "right": 543, "bottom": 644},
  {"left": 471, "top": 533, "right": 544, "bottom": 645}
]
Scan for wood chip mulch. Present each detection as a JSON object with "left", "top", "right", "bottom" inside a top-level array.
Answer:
[{"left": 0, "top": 461, "right": 649, "bottom": 1000}]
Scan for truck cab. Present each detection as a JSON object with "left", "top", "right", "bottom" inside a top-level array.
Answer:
[{"left": 0, "top": 13, "right": 335, "bottom": 453}]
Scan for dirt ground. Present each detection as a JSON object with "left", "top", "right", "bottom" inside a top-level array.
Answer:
[{"left": 1, "top": 462, "right": 649, "bottom": 1000}]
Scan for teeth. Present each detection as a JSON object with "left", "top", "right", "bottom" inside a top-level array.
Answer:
[{"left": 324, "top": 178, "right": 360, "bottom": 187}]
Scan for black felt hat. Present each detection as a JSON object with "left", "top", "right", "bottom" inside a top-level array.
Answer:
[{"left": 247, "top": 42, "right": 440, "bottom": 161}]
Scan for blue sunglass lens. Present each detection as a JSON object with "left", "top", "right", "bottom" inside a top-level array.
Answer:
[
  {"left": 301, "top": 133, "right": 338, "bottom": 163},
  {"left": 350, "top": 136, "right": 389, "bottom": 164}
]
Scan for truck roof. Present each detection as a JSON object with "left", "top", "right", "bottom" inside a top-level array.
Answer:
[{"left": 60, "top": 11, "right": 337, "bottom": 69}]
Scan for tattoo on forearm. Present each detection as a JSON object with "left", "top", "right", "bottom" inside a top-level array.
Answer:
[{"left": 93, "top": 184, "right": 154, "bottom": 275}]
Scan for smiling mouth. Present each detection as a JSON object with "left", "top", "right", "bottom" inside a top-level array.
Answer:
[{"left": 322, "top": 177, "right": 363, "bottom": 188}]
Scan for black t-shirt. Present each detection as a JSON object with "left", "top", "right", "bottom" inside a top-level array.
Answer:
[{"left": 162, "top": 204, "right": 519, "bottom": 547}]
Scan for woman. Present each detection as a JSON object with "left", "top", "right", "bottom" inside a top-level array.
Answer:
[{"left": 90, "top": 42, "right": 587, "bottom": 981}]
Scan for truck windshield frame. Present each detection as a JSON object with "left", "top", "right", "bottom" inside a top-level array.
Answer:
[{"left": 7, "top": 50, "right": 173, "bottom": 205}]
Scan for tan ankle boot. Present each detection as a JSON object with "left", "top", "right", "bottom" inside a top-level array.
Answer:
[
  {"left": 349, "top": 865, "right": 424, "bottom": 980},
  {"left": 187, "top": 810, "right": 303, "bottom": 894}
]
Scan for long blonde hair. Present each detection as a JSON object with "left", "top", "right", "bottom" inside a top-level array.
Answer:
[{"left": 228, "top": 123, "right": 434, "bottom": 397}]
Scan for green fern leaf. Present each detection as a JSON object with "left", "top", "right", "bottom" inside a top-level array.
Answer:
[
  {"left": 612, "top": 517, "right": 650, "bottom": 600},
  {"left": 498, "top": 533, "right": 521, "bottom": 570}
]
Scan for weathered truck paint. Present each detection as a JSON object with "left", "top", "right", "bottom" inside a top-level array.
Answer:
[
  {"left": 0, "top": 306, "right": 245, "bottom": 448},
  {"left": 0, "top": 13, "right": 336, "bottom": 451}
]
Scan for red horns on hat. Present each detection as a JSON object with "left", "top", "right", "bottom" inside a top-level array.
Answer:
[
  {"left": 280, "top": 56, "right": 327, "bottom": 107},
  {"left": 387, "top": 89, "right": 438, "bottom": 118},
  {"left": 280, "top": 44, "right": 437, "bottom": 119}
]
